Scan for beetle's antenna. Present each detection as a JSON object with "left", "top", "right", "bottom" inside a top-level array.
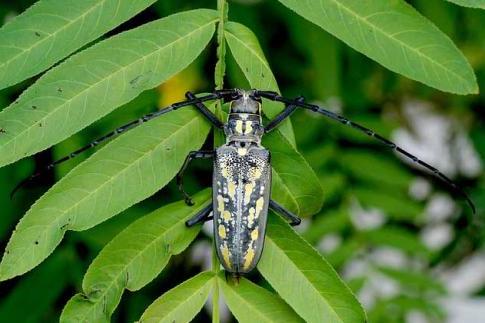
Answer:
[
  {"left": 256, "top": 90, "right": 476, "bottom": 215},
  {"left": 10, "top": 91, "right": 239, "bottom": 199}
]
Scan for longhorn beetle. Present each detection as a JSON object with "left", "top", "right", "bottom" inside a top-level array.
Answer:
[{"left": 13, "top": 89, "right": 476, "bottom": 274}]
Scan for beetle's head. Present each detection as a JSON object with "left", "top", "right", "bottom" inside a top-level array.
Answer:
[{"left": 230, "top": 89, "right": 261, "bottom": 114}]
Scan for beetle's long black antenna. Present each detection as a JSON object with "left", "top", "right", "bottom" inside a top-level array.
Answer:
[
  {"left": 256, "top": 90, "right": 476, "bottom": 215},
  {"left": 11, "top": 90, "right": 240, "bottom": 199}
]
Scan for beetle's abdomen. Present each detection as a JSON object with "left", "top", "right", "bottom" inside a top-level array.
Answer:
[{"left": 213, "top": 145, "right": 271, "bottom": 273}]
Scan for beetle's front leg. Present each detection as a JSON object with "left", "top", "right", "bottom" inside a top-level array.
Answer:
[
  {"left": 269, "top": 200, "right": 301, "bottom": 226},
  {"left": 177, "top": 150, "right": 214, "bottom": 205}
]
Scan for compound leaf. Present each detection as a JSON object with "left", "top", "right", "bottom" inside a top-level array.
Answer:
[
  {"left": 0, "top": 107, "right": 212, "bottom": 281},
  {"left": 0, "top": 9, "right": 218, "bottom": 168},
  {"left": 445, "top": 0, "right": 485, "bottom": 9},
  {"left": 219, "top": 274, "right": 304, "bottom": 323},
  {"left": 277, "top": 0, "right": 477, "bottom": 94},
  {"left": 264, "top": 130, "right": 323, "bottom": 217},
  {"left": 0, "top": 0, "right": 158, "bottom": 89},
  {"left": 61, "top": 191, "right": 211, "bottom": 323},
  {"left": 138, "top": 272, "right": 215, "bottom": 323},
  {"left": 224, "top": 21, "right": 295, "bottom": 145},
  {"left": 258, "top": 215, "right": 366, "bottom": 323}
]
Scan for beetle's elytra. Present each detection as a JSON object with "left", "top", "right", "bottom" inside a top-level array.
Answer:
[{"left": 15, "top": 89, "right": 475, "bottom": 274}]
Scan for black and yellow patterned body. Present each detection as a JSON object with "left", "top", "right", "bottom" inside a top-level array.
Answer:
[
  {"left": 213, "top": 144, "right": 271, "bottom": 273},
  {"left": 212, "top": 92, "right": 270, "bottom": 273}
]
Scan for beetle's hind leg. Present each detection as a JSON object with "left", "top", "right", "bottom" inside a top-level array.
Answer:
[
  {"left": 186, "top": 204, "right": 213, "bottom": 227},
  {"left": 177, "top": 150, "right": 214, "bottom": 206},
  {"left": 269, "top": 200, "right": 301, "bottom": 226}
]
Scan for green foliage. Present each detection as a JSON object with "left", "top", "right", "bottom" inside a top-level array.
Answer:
[
  {"left": 0, "top": 0, "right": 482, "bottom": 322},
  {"left": 61, "top": 190, "right": 210, "bottom": 322},
  {"left": 0, "top": 9, "right": 217, "bottom": 168},
  {"left": 258, "top": 215, "right": 366, "bottom": 322},
  {"left": 139, "top": 272, "right": 215, "bottom": 323},
  {"left": 277, "top": 0, "right": 478, "bottom": 94},
  {"left": 0, "top": 107, "right": 212, "bottom": 280},
  {"left": 0, "top": 0, "right": 158, "bottom": 89},
  {"left": 219, "top": 274, "right": 303, "bottom": 322},
  {"left": 446, "top": 0, "right": 485, "bottom": 9}
]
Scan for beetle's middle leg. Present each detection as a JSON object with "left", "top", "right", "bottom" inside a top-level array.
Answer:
[
  {"left": 269, "top": 200, "right": 301, "bottom": 226},
  {"left": 177, "top": 150, "right": 214, "bottom": 206},
  {"left": 186, "top": 203, "right": 213, "bottom": 227}
]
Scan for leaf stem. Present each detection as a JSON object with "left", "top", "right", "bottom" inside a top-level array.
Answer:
[
  {"left": 212, "top": 5, "right": 227, "bottom": 321},
  {"left": 214, "top": 0, "right": 228, "bottom": 90}
]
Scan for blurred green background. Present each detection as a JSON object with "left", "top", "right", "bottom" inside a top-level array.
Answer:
[{"left": 0, "top": 0, "right": 484, "bottom": 322}]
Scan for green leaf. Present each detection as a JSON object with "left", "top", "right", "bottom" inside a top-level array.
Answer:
[
  {"left": 0, "top": 248, "right": 73, "bottom": 322},
  {"left": 138, "top": 272, "right": 215, "bottom": 323},
  {"left": 0, "top": 106, "right": 212, "bottom": 281},
  {"left": 219, "top": 274, "right": 304, "bottom": 322},
  {"left": 264, "top": 130, "right": 324, "bottom": 217},
  {"left": 224, "top": 21, "right": 296, "bottom": 145},
  {"left": 0, "top": 0, "right": 158, "bottom": 89},
  {"left": 258, "top": 214, "right": 366, "bottom": 323},
  {"left": 277, "top": 0, "right": 478, "bottom": 94},
  {"left": 0, "top": 9, "right": 218, "bottom": 168},
  {"left": 61, "top": 190, "right": 211, "bottom": 323},
  {"left": 446, "top": 0, "right": 485, "bottom": 9}
]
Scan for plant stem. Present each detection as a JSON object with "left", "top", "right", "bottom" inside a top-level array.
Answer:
[
  {"left": 213, "top": 0, "right": 228, "bottom": 146},
  {"left": 212, "top": 4, "right": 227, "bottom": 322},
  {"left": 214, "top": 0, "right": 228, "bottom": 90},
  {"left": 211, "top": 241, "right": 220, "bottom": 323}
]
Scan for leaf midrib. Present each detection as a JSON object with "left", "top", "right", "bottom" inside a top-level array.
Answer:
[
  {"left": 327, "top": 0, "right": 470, "bottom": 85},
  {"left": 80, "top": 199, "right": 210, "bottom": 319},
  {"left": 1, "top": 18, "right": 217, "bottom": 152},
  {"left": 0, "top": 0, "right": 106, "bottom": 69}
]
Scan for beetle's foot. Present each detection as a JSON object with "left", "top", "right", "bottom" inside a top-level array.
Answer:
[{"left": 184, "top": 196, "right": 195, "bottom": 206}]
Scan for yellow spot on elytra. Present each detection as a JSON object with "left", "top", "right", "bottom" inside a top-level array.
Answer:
[
  {"left": 255, "top": 197, "right": 265, "bottom": 218},
  {"left": 218, "top": 225, "right": 226, "bottom": 239},
  {"left": 221, "top": 244, "right": 231, "bottom": 267},
  {"left": 228, "top": 181, "right": 236, "bottom": 199},
  {"left": 244, "top": 182, "right": 255, "bottom": 205},
  {"left": 237, "top": 148, "right": 247, "bottom": 156},
  {"left": 253, "top": 168, "right": 262, "bottom": 179},
  {"left": 235, "top": 120, "right": 243, "bottom": 134},
  {"left": 251, "top": 228, "right": 259, "bottom": 241},
  {"left": 245, "top": 121, "right": 253, "bottom": 134},
  {"left": 244, "top": 248, "right": 255, "bottom": 269},
  {"left": 217, "top": 195, "right": 225, "bottom": 213},
  {"left": 223, "top": 210, "right": 231, "bottom": 221},
  {"left": 248, "top": 207, "right": 255, "bottom": 226},
  {"left": 221, "top": 167, "right": 229, "bottom": 178}
]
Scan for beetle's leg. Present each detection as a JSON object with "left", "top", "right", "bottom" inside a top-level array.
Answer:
[
  {"left": 186, "top": 92, "right": 224, "bottom": 129},
  {"left": 177, "top": 150, "right": 214, "bottom": 206},
  {"left": 264, "top": 96, "right": 305, "bottom": 133},
  {"left": 186, "top": 204, "right": 213, "bottom": 227},
  {"left": 269, "top": 200, "right": 301, "bottom": 226},
  {"left": 255, "top": 90, "right": 476, "bottom": 215}
]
